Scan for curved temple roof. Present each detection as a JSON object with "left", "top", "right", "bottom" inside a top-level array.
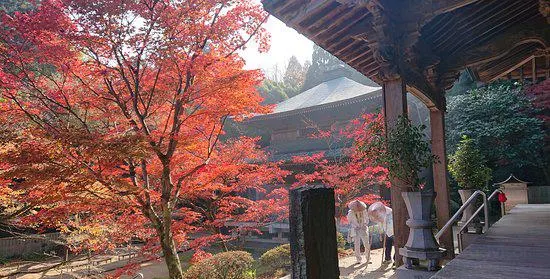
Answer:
[{"left": 273, "top": 77, "right": 380, "bottom": 113}]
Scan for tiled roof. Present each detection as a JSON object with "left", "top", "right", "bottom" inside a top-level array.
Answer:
[{"left": 273, "top": 77, "right": 381, "bottom": 114}]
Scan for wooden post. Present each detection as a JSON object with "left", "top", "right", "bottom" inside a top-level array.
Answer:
[
  {"left": 546, "top": 56, "right": 549, "bottom": 79},
  {"left": 520, "top": 65, "right": 524, "bottom": 82},
  {"left": 382, "top": 78, "right": 408, "bottom": 265},
  {"left": 289, "top": 185, "right": 339, "bottom": 279},
  {"left": 532, "top": 58, "right": 536, "bottom": 83},
  {"left": 430, "top": 109, "right": 455, "bottom": 259}
]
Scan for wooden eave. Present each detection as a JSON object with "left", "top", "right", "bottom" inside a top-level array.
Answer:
[{"left": 263, "top": 0, "right": 550, "bottom": 110}]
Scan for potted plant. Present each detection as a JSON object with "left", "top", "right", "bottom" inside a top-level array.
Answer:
[
  {"left": 365, "top": 115, "right": 445, "bottom": 271},
  {"left": 448, "top": 136, "right": 492, "bottom": 231}
]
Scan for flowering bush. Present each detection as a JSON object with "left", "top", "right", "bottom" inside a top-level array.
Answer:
[{"left": 184, "top": 251, "right": 254, "bottom": 279}]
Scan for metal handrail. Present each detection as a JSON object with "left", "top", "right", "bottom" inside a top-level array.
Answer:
[
  {"left": 435, "top": 190, "right": 486, "bottom": 241},
  {"left": 456, "top": 191, "right": 488, "bottom": 252},
  {"left": 456, "top": 189, "right": 503, "bottom": 252}
]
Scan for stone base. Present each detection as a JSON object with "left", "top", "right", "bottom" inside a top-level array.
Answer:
[
  {"left": 390, "top": 265, "right": 438, "bottom": 279},
  {"left": 399, "top": 247, "right": 446, "bottom": 271}
]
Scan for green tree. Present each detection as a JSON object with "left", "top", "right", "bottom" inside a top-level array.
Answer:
[
  {"left": 302, "top": 44, "right": 377, "bottom": 90},
  {"left": 0, "top": 0, "right": 35, "bottom": 14},
  {"left": 283, "top": 56, "right": 306, "bottom": 95},
  {"left": 258, "top": 56, "right": 308, "bottom": 105},
  {"left": 446, "top": 81, "right": 545, "bottom": 183},
  {"left": 448, "top": 136, "right": 492, "bottom": 190},
  {"left": 257, "top": 80, "right": 291, "bottom": 105}
]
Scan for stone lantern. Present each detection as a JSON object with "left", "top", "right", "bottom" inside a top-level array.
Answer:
[{"left": 495, "top": 174, "right": 530, "bottom": 213}]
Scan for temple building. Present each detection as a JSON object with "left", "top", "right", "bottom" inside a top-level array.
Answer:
[
  {"left": 228, "top": 66, "right": 429, "bottom": 246},
  {"left": 246, "top": 67, "right": 429, "bottom": 164}
]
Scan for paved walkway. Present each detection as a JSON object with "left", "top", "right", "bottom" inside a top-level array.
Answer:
[
  {"left": 279, "top": 248, "right": 395, "bottom": 279},
  {"left": 338, "top": 248, "right": 395, "bottom": 279},
  {"left": 2, "top": 247, "right": 394, "bottom": 279},
  {"left": 433, "top": 204, "right": 550, "bottom": 279}
]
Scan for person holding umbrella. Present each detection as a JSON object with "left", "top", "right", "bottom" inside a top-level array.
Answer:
[
  {"left": 368, "top": 202, "right": 394, "bottom": 265},
  {"left": 347, "top": 200, "right": 371, "bottom": 264}
]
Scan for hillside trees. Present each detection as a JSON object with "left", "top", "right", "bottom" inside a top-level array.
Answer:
[
  {"left": 257, "top": 55, "right": 308, "bottom": 105},
  {"left": 0, "top": 0, "right": 287, "bottom": 278},
  {"left": 302, "top": 44, "right": 377, "bottom": 91},
  {"left": 445, "top": 82, "right": 546, "bottom": 183}
]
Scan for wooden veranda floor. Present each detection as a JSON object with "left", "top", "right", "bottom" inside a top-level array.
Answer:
[{"left": 432, "top": 204, "right": 550, "bottom": 279}]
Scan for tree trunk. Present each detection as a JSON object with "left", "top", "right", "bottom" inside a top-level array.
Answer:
[{"left": 160, "top": 231, "right": 184, "bottom": 279}]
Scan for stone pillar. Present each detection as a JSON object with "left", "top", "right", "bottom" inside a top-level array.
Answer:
[
  {"left": 289, "top": 185, "right": 339, "bottom": 279},
  {"left": 382, "top": 78, "right": 408, "bottom": 265},
  {"left": 430, "top": 109, "right": 455, "bottom": 258}
]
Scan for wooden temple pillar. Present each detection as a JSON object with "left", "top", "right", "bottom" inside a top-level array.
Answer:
[
  {"left": 382, "top": 78, "right": 409, "bottom": 265},
  {"left": 430, "top": 108, "right": 455, "bottom": 259}
]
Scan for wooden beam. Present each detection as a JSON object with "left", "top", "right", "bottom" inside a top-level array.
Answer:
[
  {"left": 430, "top": 109, "right": 455, "bottom": 259},
  {"left": 490, "top": 55, "right": 535, "bottom": 81},
  {"left": 407, "top": 86, "right": 437, "bottom": 110},
  {"left": 430, "top": 0, "right": 482, "bottom": 16},
  {"left": 520, "top": 64, "right": 525, "bottom": 82},
  {"left": 263, "top": 0, "right": 333, "bottom": 28},
  {"left": 438, "top": 20, "right": 550, "bottom": 72},
  {"left": 441, "top": 0, "right": 538, "bottom": 54},
  {"left": 383, "top": 78, "right": 408, "bottom": 266}
]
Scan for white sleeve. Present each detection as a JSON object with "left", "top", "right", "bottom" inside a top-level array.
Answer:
[
  {"left": 363, "top": 212, "right": 370, "bottom": 225},
  {"left": 347, "top": 211, "right": 358, "bottom": 228}
]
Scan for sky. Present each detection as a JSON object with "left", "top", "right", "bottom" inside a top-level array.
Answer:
[{"left": 241, "top": 16, "right": 314, "bottom": 74}]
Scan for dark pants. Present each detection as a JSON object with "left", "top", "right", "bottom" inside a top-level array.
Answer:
[{"left": 385, "top": 235, "right": 394, "bottom": 261}]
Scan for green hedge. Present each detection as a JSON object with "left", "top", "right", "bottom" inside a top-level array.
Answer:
[
  {"left": 258, "top": 244, "right": 291, "bottom": 278},
  {"left": 184, "top": 251, "right": 254, "bottom": 279}
]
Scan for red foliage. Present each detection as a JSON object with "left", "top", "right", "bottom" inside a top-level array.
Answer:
[
  {"left": 525, "top": 79, "right": 550, "bottom": 123},
  {"left": 0, "top": 0, "right": 283, "bottom": 276},
  {"left": 190, "top": 250, "right": 213, "bottom": 264},
  {"left": 291, "top": 113, "right": 389, "bottom": 218},
  {"left": 524, "top": 79, "right": 550, "bottom": 154}
]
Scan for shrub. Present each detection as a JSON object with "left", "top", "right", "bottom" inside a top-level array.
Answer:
[
  {"left": 448, "top": 136, "right": 492, "bottom": 190},
  {"left": 360, "top": 115, "right": 436, "bottom": 191},
  {"left": 184, "top": 251, "right": 254, "bottom": 279},
  {"left": 336, "top": 232, "right": 346, "bottom": 249},
  {"left": 258, "top": 244, "right": 291, "bottom": 278}
]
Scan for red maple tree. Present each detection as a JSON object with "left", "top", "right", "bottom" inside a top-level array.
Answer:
[
  {"left": 291, "top": 113, "right": 389, "bottom": 220},
  {"left": 0, "top": 0, "right": 286, "bottom": 278},
  {"left": 524, "top": 79, "right": 550, "bottom": 183}
]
